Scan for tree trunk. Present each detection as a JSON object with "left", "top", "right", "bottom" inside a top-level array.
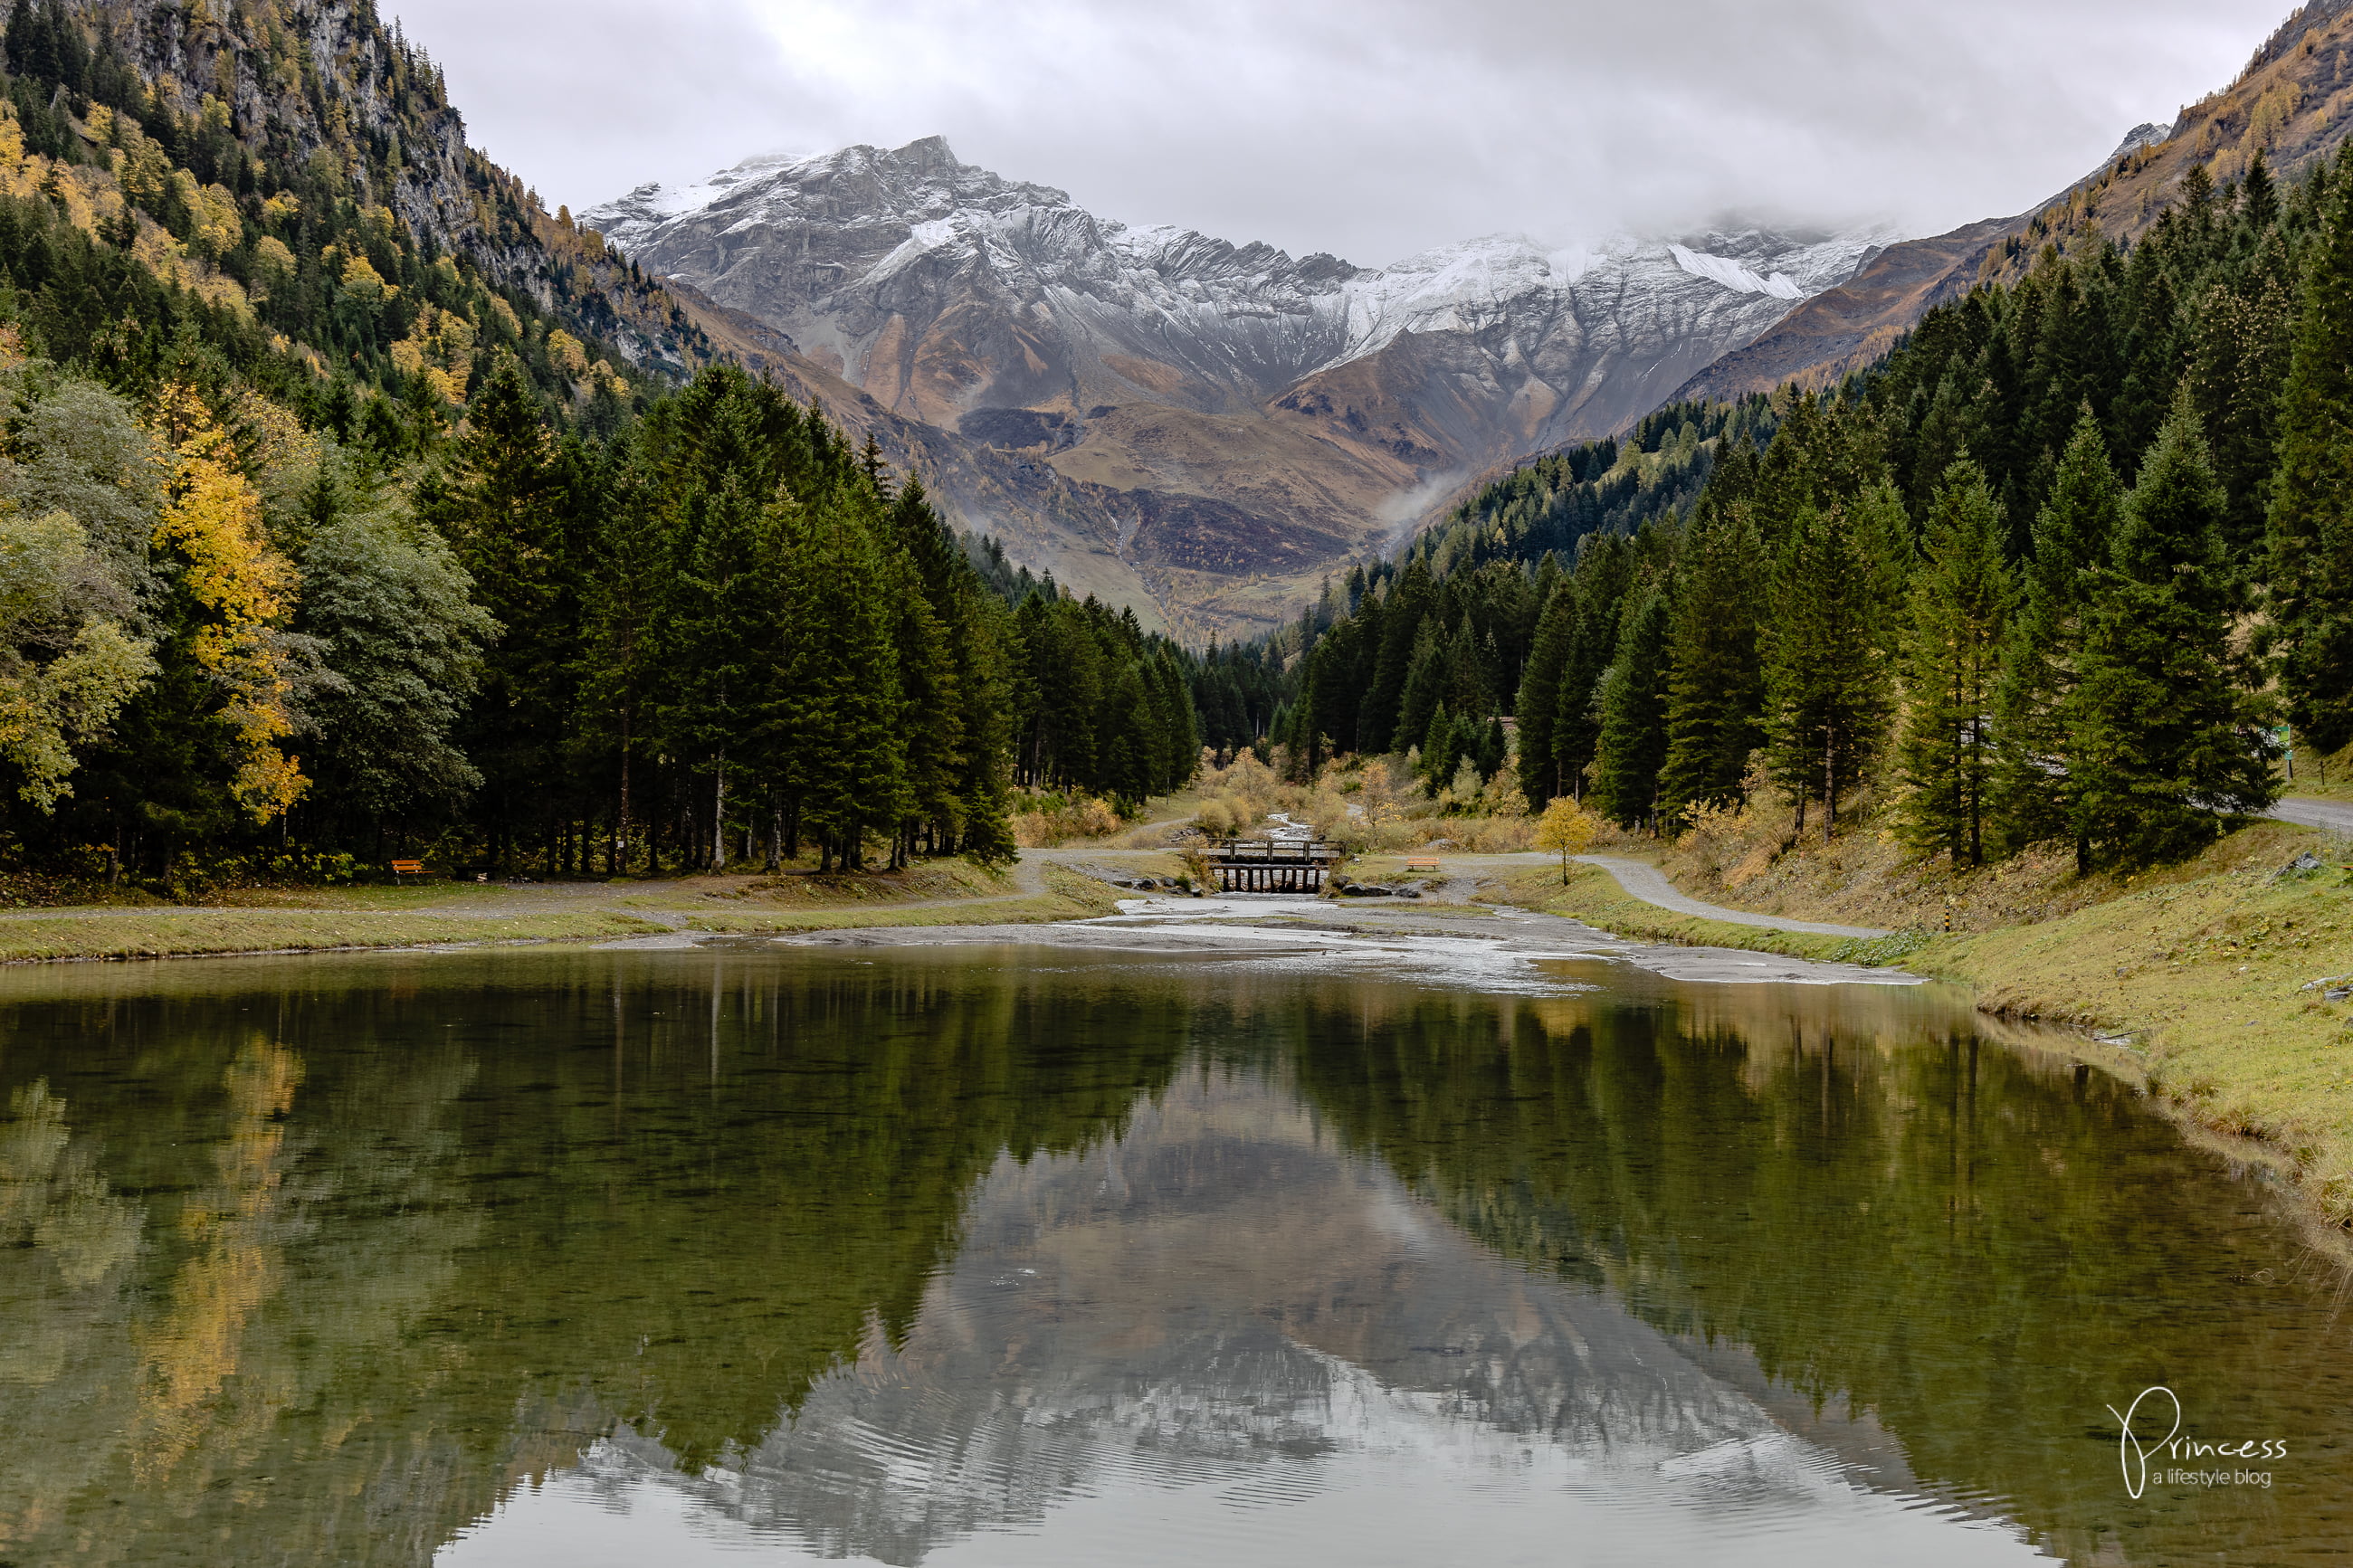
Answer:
[
  {"left": 1822, "top": 729, "right": 1837, "bottom": 841},
  {"left": 711, "top": 751, "right": 729, "bottom": 873},
  {"left": 614, "top": 708, "right": 634, "bottom": 875}
]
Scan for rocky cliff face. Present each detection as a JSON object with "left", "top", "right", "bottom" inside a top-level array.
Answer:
[
  {"left": 590, "top": 138, "right": 1891, "bottom": 636},
  {"left": 58, "top": 0, "right": 711, "bottom": 374}
]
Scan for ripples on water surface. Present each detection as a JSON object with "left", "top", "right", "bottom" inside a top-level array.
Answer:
[{"left": 0, "top": 945, "right": 2347, "bottom": 1565}]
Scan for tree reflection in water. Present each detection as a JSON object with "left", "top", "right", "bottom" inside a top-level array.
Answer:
[{"left": 0, "top": 949, "right": 2344, "bottom": 1565}]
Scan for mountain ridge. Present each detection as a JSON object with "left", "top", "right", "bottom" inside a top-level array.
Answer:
[{"left": 587, "top": 138, "right": 1892, "bottom": 637}]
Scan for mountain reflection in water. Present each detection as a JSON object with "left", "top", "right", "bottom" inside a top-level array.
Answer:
[{"left": 0, "top": 947, "right": 2347, "bottom": 1566}]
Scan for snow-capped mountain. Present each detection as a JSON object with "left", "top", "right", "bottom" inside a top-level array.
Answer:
[{"left": 587, "top": 138, "right": 1894, "bottom": 635}]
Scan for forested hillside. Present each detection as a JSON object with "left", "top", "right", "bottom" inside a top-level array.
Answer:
[
  {"left": 0, "top": 0, "right": 1203, "bottom": 884},
  {"left": 1681, "top": 0, "right": 2353, "bottom": 404},
  {"left": 1273, "top": 145, "right": 2353, "bottom": 873},
  {"left": 1404, "top": 398, "right": 1777, "bottom": 581}
]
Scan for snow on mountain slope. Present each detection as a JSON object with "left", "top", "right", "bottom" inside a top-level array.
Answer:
[
  {"left": 586, "top": 138, "right": 1893, "bottom": 636},
  {"left": 589, "top": 138, "right": 1887, "bottom": 427}
]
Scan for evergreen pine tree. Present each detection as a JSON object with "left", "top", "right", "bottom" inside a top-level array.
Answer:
[
  {"left": 1443, "top": 615, "right": 1491, "bottom": 716},
  {"left": 2265, "top": 144, "right": 2353, "bottom": 755},
  {"left": 784, "top": 481, "right": 909, "bottom": 871},
  {"left": 662, "top": 466, "right": 786, "bottom": 870},
  {"left": 1420, "top": 699, "right": 1455, "bottom": 787},
  {"left": 2186, "top": 269, "right": 2292, "bottom": 562},
  {"left": 1593, "top": 584, "right": 1672, "bottom": 830},
  {"left": 1895, "top": 462, "right": 2011, "bottom": 866},
  {"left": 1655, "top": 501, "right": 1765, "bottom": 827},
  {"left": 1555, "top": 532, "right": 1632, "bottom": 799},
  {"left": 878, "top": 481, "right": 966, "bottom": 863},
  {"left": 1360, "top": 561, "right": 1433, "bottom": 752},
  {"left": 574, "top": 436, "right": 663, "bottom": 870},
  {"left": 418, "top": 353, "right": 575, "bottom": 871},
  {"left": 2069, "top": 395, "right": 2276, "bottom": 867},
  {"left": 1514, "top": 577, "right": 1577, "bottom": 804},
  {"left": 1474, "top": 716, "right": 1506, "bottom": 785},
  {"left": 1761, "top": 489, "right": 1900, "bottom": 839},
  {"left": 1395, "top": 619, "right": 1445, "bottom": 755},
  {"left": 1992, "top": 409, "right": 2122, "bottom": 864}
]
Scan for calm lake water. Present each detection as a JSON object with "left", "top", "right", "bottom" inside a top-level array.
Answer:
[{"left": 1, "top": 942, "right": 2348, "bottom": 1566}]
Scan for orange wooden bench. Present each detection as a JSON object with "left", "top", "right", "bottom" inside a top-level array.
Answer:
[
  {"left": 390, "top": 860, "right": 427, "bottom": 880},
  {"left": 1405, "top": 856, "right": 1441, "bottom": 873}
]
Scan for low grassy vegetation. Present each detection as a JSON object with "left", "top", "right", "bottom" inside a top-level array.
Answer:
[
  {"left": 0, "top": 851, "right": 1139, "bottom": 963},
  {"left": 2283, "top": 738, "right": 2353, "bottom": 803},
  {"left": 672, "top": 864, "right": 1126, "bottom": 934},
  {"left": 0, "top": 908, "right": 677, "bottom": 964},
  {"left": 1643, "top": 784, "right": 2329, "bottom": 936},
  {"left": 1926, "top": 856, "right": 2353, "bottom": 1222}
]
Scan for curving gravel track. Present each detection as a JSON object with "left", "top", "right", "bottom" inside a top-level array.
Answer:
[{"left": 1571, "top": 855, "right": 1892, "bottom": 939}]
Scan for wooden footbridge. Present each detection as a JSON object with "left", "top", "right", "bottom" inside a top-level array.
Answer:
[{"left": 1208, "top": 838, "right": 1343, "bottom": 893}]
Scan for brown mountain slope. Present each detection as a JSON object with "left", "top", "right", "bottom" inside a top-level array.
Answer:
[
  {"left": 668, "top": 284, "right": 1183, "bottom": 634},
  {"left": 1673, "top": 215, "right": 2021, "bottom": 401},
  {"left": 1680, "top": 0, "right": 2353, "bottom": 403},
  {"left": 589, "top": 142, "right": 1893, "bottom": 640}
]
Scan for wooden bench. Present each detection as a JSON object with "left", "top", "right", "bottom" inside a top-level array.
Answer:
[
  {"left": 1405, "top": 856, "right": 1441, "bottom": 873},
  {"left": 390, "top": 860, "right": 427, "bottom": 881}
]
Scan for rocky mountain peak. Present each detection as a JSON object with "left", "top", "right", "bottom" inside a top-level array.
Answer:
[{"left": 586, "top": 141, "right": 1895, "bottom": 638}]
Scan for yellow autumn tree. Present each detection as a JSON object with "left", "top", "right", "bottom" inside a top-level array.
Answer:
[
  {"left": 389, "top": 302, "right": 479, "bottom": 404},
  {"left": 545, "top": 328, "right": 590, "bottom": 379},
  {"left": 148, "top": 384, "right": 306, "bottom": 821},
  {"left": 338, "top": 252, "right": 395, "bottom": 303},
  {"left": 1534, "top": 795, "right": 1600, "bottom": 884}
]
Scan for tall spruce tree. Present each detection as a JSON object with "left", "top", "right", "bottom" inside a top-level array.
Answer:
[
  {"left": 418, "top": 354, "right": 576, "bottom": 872},
  {"left": 2265, "top": 144, "right": 2353, "bottom": 756},
  {"left": 660, "top": 466, "right": 778, "bottom": 870},
  {"left": 1394, "top": 619, "right": 1445, "bottom": 755},
  {"left": 1555, "top": 532, "right": 1632, "bottom": 800},
  {"left": 1514, "top": 577, "right": 1576, "bottom": 804},
  {"left": 1361, "top": 561, "right": 1433, "bottom": 752},
  {"left": 1656, "top": 501, "right": 1765, "bottom": 826},
  {"left": 1993, "top": 410, "right": 2122, "bottom": 867},
  {"left": 1895, "top": 462, "right": 2011, "bottom": 866},
  {"left": 1594, "top": 583, "right": 1672, "bottom": 830},
  {"left": 574, "top": 437, "right": 665, "bottom": 870},
  {"left": 1761, "top": 489, "right": 1900, "bottom": 839},
  {"left": 783, "top": 481, "right": 909, "bottom": 871},
  {"left": 881, "top": 480, "right": 966, "bottom": 865},
  {"left": 2068, "top": 396, "right": 2275, "bottom": 867},
  {"left": 1420, "top": 699, "right": 1456, "bottom": 785}
]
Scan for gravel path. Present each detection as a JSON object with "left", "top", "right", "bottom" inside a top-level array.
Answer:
[
  {"left": 2269, "top": 796, "right": 2353, "bottom": 833},
  {"left": 1572, "top": 855, "right": 1893, "bottom": 939}
]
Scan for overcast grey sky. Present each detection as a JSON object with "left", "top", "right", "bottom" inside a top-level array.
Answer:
[{"left": 386, "top": 0, "right": 2294, "bottom": 266}]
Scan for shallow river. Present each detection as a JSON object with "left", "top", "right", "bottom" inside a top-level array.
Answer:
[{"left": 1, "top": 942, "right": 2348, "bottom": 1565}]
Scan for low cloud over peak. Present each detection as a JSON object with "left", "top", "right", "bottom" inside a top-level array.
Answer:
[{"left": 393, "top": 0, "right": 2291, "bottom": 263}]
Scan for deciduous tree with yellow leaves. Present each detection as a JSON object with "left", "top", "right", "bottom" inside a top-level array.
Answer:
[{"left": 148, "top": 383, "right": 306, "bottom": 821}]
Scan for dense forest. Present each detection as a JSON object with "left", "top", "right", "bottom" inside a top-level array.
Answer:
[
  {"left": 4, "top": 0, "right": 2345, "bottom": 888},
  {"left": 1274, "top": 147, "right": 2353, "bottom": 871},
  {"left": 0, "top": 0, "right": 1203, "bottom": 883}
]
